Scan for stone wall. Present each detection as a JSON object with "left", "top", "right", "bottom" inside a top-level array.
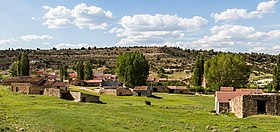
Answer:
[
  {"left": 230, "top": 96, "right": 243, "bottom": 118},
  {"left": 116, "top": 88, "right": 133, "bottom": 96},
  {"left": 133, "top": 89, "right": 152, "bottom": 97},
  {"left": 69, "top": 91, "right": 99, "bottom": 103},
  {"left": 151, "top": 86, "right": 169, "bottom": 93},
  {"left": 44, "top": 88, "right": 61, "bottom": 98},
  {"left": 11, "top": 83, "right": 42, "bottom": 94},
  {"left": 173, "top": 89, "right": 188, "bottom": 94},
  {"left": 242, "top": 95, "right": 280, "bottom": 117}
]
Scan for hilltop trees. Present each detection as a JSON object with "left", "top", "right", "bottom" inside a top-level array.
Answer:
[
  {"left": 116, "top": 52, "right": 149, "bottom": 88},
  {"left": 204, "top": 53, "right": 250, "bottom": 91},
  {"left": 273, "top": 55, "right": 280, "bottom": 91},
  {"left": 190, "top": 56, "right": 204, "bottom": 87}
]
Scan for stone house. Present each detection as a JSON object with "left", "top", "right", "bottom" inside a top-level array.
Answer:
[
  {"left": 4, "top": 76, "right": 45, "bottom": 94},
  {"left": 230, "top": 94, "right": 280, "bottom": 118},
  {"left": 83, "top": 79, "right": 103, "bottom": 87},
  {"left": 133, "top": 86, "right": 152, "bottom": 97},
  {"left": 44, "top": 88, "right": 68, "bottom": 98},
  {"left": 215, "top": 87, "right": 265, "bottom": 117},
  {"left": 167, "top": 86, "right": 188, "bottom": 94},
  {"left": 94, "top": 86, "right": 133, "bottom": 96},
  {"left": 150, "top": 86, "right": 170, "bottom": 93}
]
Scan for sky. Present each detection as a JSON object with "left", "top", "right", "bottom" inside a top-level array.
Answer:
[{"left": 1, "top": 0, "right": 280, "bottom": 54}]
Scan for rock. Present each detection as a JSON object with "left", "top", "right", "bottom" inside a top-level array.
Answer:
[{"left": 233, "top": 128, "right": 240, "bottom": 132}]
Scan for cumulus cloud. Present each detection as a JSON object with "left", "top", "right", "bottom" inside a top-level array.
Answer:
[
  {"left": 42, "top": 3, "right": 113, "bottom": 30},
  {"left": 212, "top": 0, "right": 278, "bottom": 22},
  {"left": 182, "top": 24, "right": 280, "bottom": 53},
  {"left": 31, "top": 17, "right": 40, "bottom": 21},
  {"left": 0, "top": 39, "right": 16, "bottom": 45},
  {"left": 21, "top": 35, "right": 53, "bottom": 41},
  {"left": 248, "top": 45, "right": 280, "bottom": 54},
  {"left": 55, "top": 43, "right": 90, "bottom": 49},
  {"left": 110, "top": 14, "right": 208, "bottom": 45}
]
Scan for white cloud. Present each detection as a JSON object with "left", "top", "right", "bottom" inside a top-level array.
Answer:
[
  {"left": 212, "top": 0, "right": 278, "bottom": 22},
  {"left": 42, "top": 3, "right": 113, "bottom": 30},
  {"left": 248, "top": 45, "right": 280, "bottom": 54},
  {"left": 31, "top": 17, "right": 40, "bottom": 21},
  {"left": 0, "top": 39, "right": 16, "bottom": 45},
  {"left": 55, "top": 43, "right": 90, "bottom": 49},
  {"left": 21, "top": 35, "right": 53, "bottom": 41},
  {"left": 110, "top": 14, "right": 208, "bottom": 46}
]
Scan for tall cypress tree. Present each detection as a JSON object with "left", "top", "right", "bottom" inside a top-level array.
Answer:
[
  {"left": 16, "top": 53, "right": 21, "bottom": 76},
  {"left": 20, "top": 51, "right": 29, "bottom": 76},
  {"left": 76, "top": 61, "right": 84, "bottom": 80},
  {"left": 84, "top": 61, "right": 93, "bottom": 80},
  {"left": 273, "top": 55, "right": 280, "bottom": 91},
  {"left": 191, "top": 56, "right": 204, "bottom": 86},
  {"left": 59, "top": 65, "right": 68, "bottom": 81}
]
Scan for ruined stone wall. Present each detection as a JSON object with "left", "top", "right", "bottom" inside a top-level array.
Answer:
[
  {"left": 242, "top": 95, "right": 280, "bottom": 117},
  {"left": 44, "top": 88, "right": 61, "bottom": 98},
  {"left": 80, "top": 93, "right": 99, "bottom": 103},
  {"left": 116, "top": 88, "right": 132, "bottom": 96},
  {"left": 69, "top": 91, "right": 82, "bottom": 102},
  {"left": 151, "top": 86, "right": 169, "bottom": 93},
  {"left": 11, "top": 83, "right": 30, "bottom": 93},
  {"left": 230, "top": 96, "right": 243, "bottom": 118},
  {"left": 29, "top": 85, "right": 42, "bottom": 94}
]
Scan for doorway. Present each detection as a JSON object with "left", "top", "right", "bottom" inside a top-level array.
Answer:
[
  {"left": 81, "top": 97, "right": 86, "bottom": 102},
  {"left": 257, "top": 100, "right": 266, "bottom": 114}
]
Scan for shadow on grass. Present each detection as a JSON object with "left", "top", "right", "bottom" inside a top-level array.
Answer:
[
  {"left": 148, "top": 95, "right": 163, "bottom": 99},
  {"left": 96, "top": 101, "right": 107, "bottom": 104}
]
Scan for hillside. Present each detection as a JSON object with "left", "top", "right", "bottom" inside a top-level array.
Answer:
[
  {"left": 0, "top": 46, "right": 276, "bottom": 73},
  {"left": 1, "top": 85, "right": 280, "bottom": 131}
]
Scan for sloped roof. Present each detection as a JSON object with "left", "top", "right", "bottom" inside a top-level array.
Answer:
[
  {"left": 51, "top": 81, "right": 68, "bottom": 87},
  {"left": 216, "top": 88, "right": 264, "bottom": 103},
  {"left": 134, "top": 86, "right": 149, "bottom": 91},
  {"left": 220, "top": 87, "right": 234, "bottom": 92},
  {"left": 84, "top": 79, "right": 103, "bottom": 83},
  {"left": 167, "top": 86, "right": 187, "bottom": 90}
]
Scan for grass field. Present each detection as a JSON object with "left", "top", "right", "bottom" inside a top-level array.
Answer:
[{"left": 1, "top": 85, "right": 280, "bottom": 131}]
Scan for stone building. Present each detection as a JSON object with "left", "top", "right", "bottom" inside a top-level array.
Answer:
[
  {"left": 230, "top": 94, "right": 280, "bottom": 118},
  {"left": 167, "top": 86, "right": 188, "bottom": 94},
  {"left": 94, "top": 86, "right": 133, "bottom": 96},
  {"left": 69, "top": 91, "right": 100, "bottom": 103},
  {"left": 5, "top": 76, "right": 45, "bottom": 94},
  {"left": 133, "top": 86, "right": 152, "bottom": 97},
  {"left": 214, "top": 87, "right": 278, "bottom": 118}
]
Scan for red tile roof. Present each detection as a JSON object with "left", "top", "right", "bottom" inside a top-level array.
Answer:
[
  {"left": 51, "top": 81, "right": 68, "bottom": 87},
  {"left": 84, "top": 79, "right": 103, "bottom": 83},
  {"left": 216, "top": 88, "right": 264, "bottom": 102},
  {"left": 167, "top": 86, "right": 187, "bottom": 90},
  {"left": 220, "top": 87, "right": 234, "bottom": 92},
  {"left": 134, "top": 86, "right": 149, "bottom": 91}
]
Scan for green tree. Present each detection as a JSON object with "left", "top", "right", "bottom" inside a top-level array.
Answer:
[
  {"left": 116, "top": 52, "right": 149, "bottom": 88},
  {"left": 76, "top": 61, "right": 84, "bottom": 80},
  {"left": 59, "top": 65, "right": 68, "bottom": 81},
  {"left": 16, "top": 53, "right": 21, "bottom": 76},
  {"left": 204, "top": 53, "right": 250, "bottom": 91},
  {"left": 84, "top": 61, "right": 93, "bottom": 80},
  {"left": 273, "top": 55, "right": 280, "bottom": 91},
  {"left": 190, "top": 56, "right": 204, "bottom": 86},
  {"left": 20, "top": 51, "right": 30, "bottom": 76},
  {"left": 9, "top": 63, "right": 17, "bottom": 77}
]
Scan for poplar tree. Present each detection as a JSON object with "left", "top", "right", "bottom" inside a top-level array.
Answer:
[
  {"left": 273, "top": 55, "right": 280, "bottom": 91},
  {"left": 190, "top": 56, "right": 204, "bottom": 86},
  {"left": 84, "top": 61, "right": 93, "bottom": 80},
  {"left": 76, "top": 61, "right": 84, "bottom": 80},
  {"left": 20, "top": 51, "right": 30, "bottom": 76}
]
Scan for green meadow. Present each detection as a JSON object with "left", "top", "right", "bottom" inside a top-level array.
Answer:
[{"left": 1, "top": 85, "right": 280, "bottom": 131}]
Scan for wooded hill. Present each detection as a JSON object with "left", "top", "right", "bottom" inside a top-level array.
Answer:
[{"left": 0, "top": 46, "right": 276, "bottom": 73}]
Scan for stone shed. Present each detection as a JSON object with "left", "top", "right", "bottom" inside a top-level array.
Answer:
[
  {"left": 230, "top": 94, "right": 280, "bottom": 118},
  {"left": 167, "top": 86, "right": 188, "bottom": 94},
  {"left": 215, "top": 88, "right": 263, "bottom": 115},
  {"left": 43, "top": 88, "right": 68, "bottom": 99},
  {"left": 94, "top": 86, "right": 133, "bottom": 96},
  {"left": 133, "top": 86, "right": 152, "bottom": 97},
  {"left": 69, "top": 91, "right": 100, "bottom": 103},
  {"left": 7, "top": 76, "right": 46, "bottom": 94}
]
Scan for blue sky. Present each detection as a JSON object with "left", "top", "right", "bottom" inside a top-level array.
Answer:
[{"left": 0, "top": 0, "right": 280, "bottom": 54}]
